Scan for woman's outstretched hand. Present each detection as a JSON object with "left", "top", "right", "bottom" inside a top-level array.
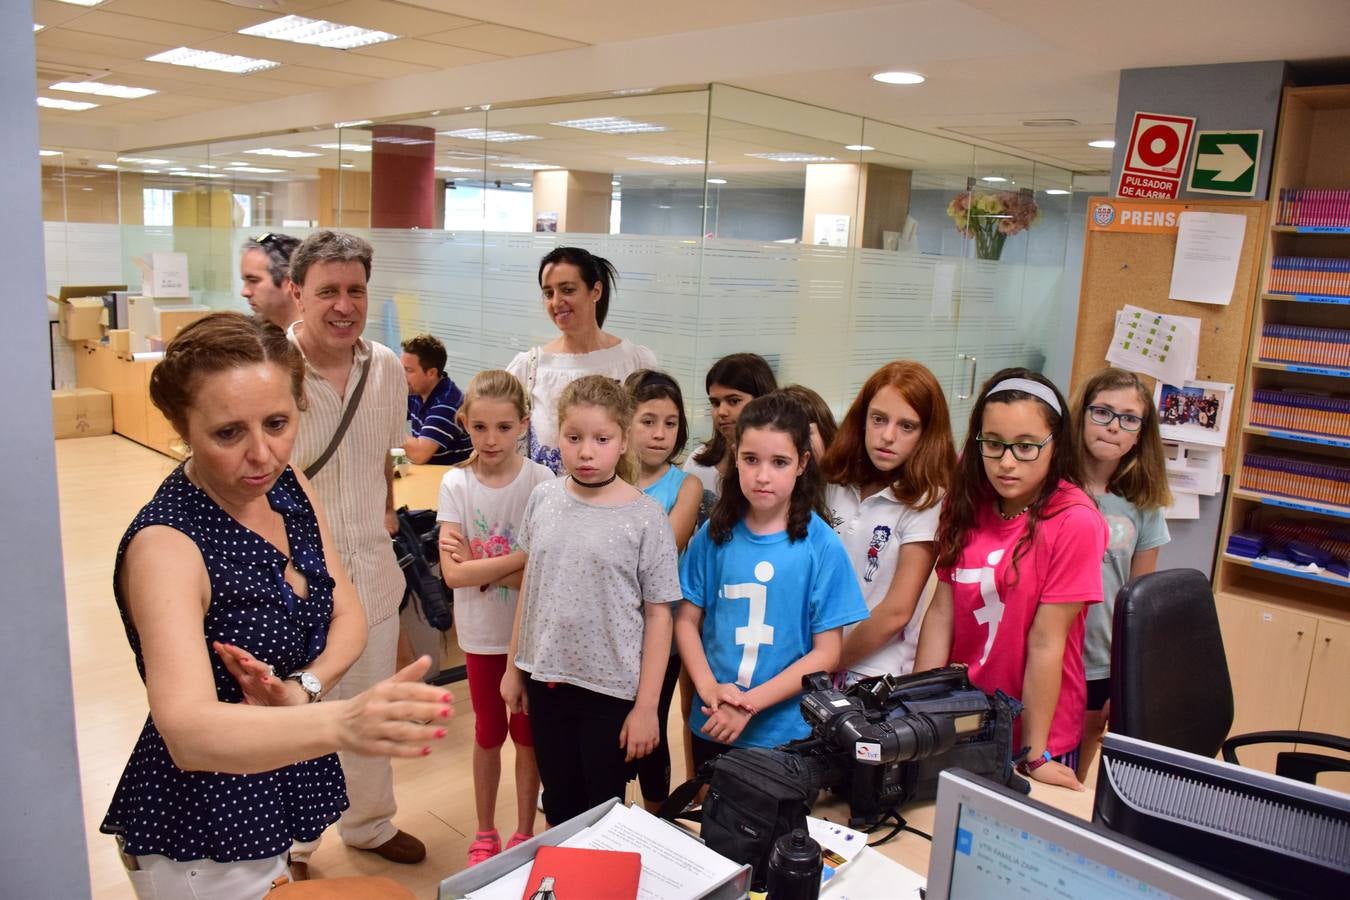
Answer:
[{"left": 337, "top": 656, "right": 454, "bottom": 758}]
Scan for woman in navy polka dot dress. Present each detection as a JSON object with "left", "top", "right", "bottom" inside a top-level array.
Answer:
[{"left": 100, "top": 313, "right": 453, "bottom": 899}]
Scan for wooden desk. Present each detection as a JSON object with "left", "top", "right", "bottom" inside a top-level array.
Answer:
[
  {"left": 815, "top": 779, "right": 1095, "bottom": 877},
  {"left": 392, "top": 464, "right": 452, "bottom": 511}
]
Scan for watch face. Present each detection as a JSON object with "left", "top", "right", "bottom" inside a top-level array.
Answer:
[{"left": 299, "top": 672, "right": 321, "bottom": 695}]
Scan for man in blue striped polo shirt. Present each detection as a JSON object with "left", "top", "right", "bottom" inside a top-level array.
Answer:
[{"left": 400, "top": 333, "right": 472, "bottom": 465}]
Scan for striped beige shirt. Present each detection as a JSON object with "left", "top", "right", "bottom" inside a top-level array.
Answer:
[{"left": 290, "top": 329, "right": 407, "bottom": 627}]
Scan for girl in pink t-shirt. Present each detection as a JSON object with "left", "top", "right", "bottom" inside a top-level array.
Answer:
[{"left": 915, "top": 368, "right": 1107, "bottom": 792}]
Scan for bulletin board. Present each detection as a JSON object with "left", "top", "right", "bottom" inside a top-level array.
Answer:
[{"left": 1069, "top": 197, "right": 1268, "bottom": 471}]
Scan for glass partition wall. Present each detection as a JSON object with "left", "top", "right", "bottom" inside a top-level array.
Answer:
[{"left": 41, "top": 84, "right": 1083, "bottom": 442}]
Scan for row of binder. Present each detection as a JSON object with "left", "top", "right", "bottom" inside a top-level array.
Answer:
[
  {"left": 1268, "top": 256, "right": 1350, "bottom": 298},
  {"left": 1275, "top": 188, "right": 1350, "bottom": 228},
  {"left": 1258, "top": 324, "right": 1350, "bottom": 369},
  {"left": 1249, "top": 389, "right": 1350, "bottom": 439},
  {"left": 1240, "top": 451, "right": 1350, "bottom": 507}
]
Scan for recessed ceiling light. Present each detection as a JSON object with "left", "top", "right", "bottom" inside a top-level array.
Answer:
[
  {"left": 512, "top": 181, "right": 531, "bottom": 187},
  {"left": 169, "top": 171, "right": 227, "bottom": 179},
  {"left": 872, "top": 71, "right": 925, "bottom": 85},
  {"left": 334, "top": 119, "right": 373, "bottom": 128},
  {"left": 34, "top": 24, "right": 44, "bottom": 32},
  {"left": 50, "top": 81, "right": 156, "bottom": 99},
  {"left": 707, "top": 178, "right": 727, "bottom": 185},
  {"left": 239, "top": 16, "right": 398, "bottom": 50},
  {"left": 339, "top": 162, "right": 355, "bottom": 168},
  {"left": 1088, "top": 139, "right": 1116, "bottom": 149},
  {"left": 436, "top": 166, "right": 477, "bottom": 173},
  {"left": 980, "top": 176, "right": 1009, "bottom": 183},
  {"left": 54, "top": 0, "right": 105, "bottom": 6},
  {"left": 198, "top": 164, "right": 218, "bottom": 169},
  {"left": 96, "top": 164, "right": 119, "bottom": 170},
  {"left": 843, "top": 144, "right": 875, "bottom": 152},
  {"left": 627, "top": 156, "right": 707, "bottom": 166},
  {"left": 312, "top": 143, "right": 372, "bottom": 152},
  {"left": 139, "top": 169, "right": 160, "bottom": 174},
  {"left": 119, "top": 156, "right": 170, "bottom": 165},
  {"left": 371, "top": 135, "right": 433, "bottom": 145},
  {"left": 39, "top": 149, "right": 62, "bottom": 157},
  {"left": 244, "top": 148, "right": 321, "bottom": 158},
  {"left": 551, "top": 116, "right": 667, "bottom": 134},
  {"left": 225, "top": 166, "right": 284, "bottom": 174},
  {"left": 444, "top": 149, "right": 498, "bottom": 160},
  {"left": 167, "top": 167, "right": 187, "bottom": 171},
  {"left": 746, "top": 152, "right": 838, "bottom": 163},
  {"left": 499, "top": 162, "right": 561, "bottom": 171},
  {"left": 1044, "top": 188, "right": 1071, "bottom": 195},
  {"left": 37, "top": 97, "right": 98, "bottom": 111},
  {"left": 147, "top": 47, "right": 278, "bottom": 74},
  {"left": 440, "top": 128, "right": 540, "bottom": 143}
]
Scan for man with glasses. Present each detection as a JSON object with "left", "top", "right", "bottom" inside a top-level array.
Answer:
[{"left": 241, "top": 232, "right": 302, "bottom": 328}]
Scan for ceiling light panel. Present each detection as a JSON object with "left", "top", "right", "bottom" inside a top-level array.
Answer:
[
  {"left": 436, "top": 166, "right": 478, "bottom": 173},
  {"left": 244, "top": 148, "right": 321, "bottom": 158},
  {"left": 440, "top": 128, "right": 540, "bottom": 143},
  {"left": 53, "top": 0, "right": 105, "bottom": 6},
  {"left": 49, "top": 81, "right": 157, "bottom": 99},
  {"left": 147, "top": 48, "right": 279, "bottom": 75},
  {"left": 372, "top": 135, "right": 433, "bottom": 145},
  {"left": 334, "top": 120, "right": 373, "bottom": 128},
  {"left": 225, "top": 166, "right": 285, "bottom": 174},
  {"left": 551, "top": 117, "right": 667, "bottom": 134},
  {"left": 39, "top": 150, "right": 62, "bottom": 157},
  {"left": 746, "top": 152, "right": 838, "bottom": 163},
  {"left": 118, "top": 157, "right": 170, "bottom": 165},
  {"left": 312, "top": 143, "right": 372, "bottom": 152},
  {"left": 240, "top": 16, "right": 399, "bottom": 50},
  {"left": 38, "top": 97, "right": 98, "bottom": 111},
  {"left": 498, "top": 162, "right": 560, "bottom": 171},
  {"left": 627, "top": 156, "right": 707, "bottom": 166}
]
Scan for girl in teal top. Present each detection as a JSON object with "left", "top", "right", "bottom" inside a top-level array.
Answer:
[{"left": 624, "top": 369, "right": 702, "bottom": 810}]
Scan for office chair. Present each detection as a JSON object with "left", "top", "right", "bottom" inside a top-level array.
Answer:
[
  {"left": 1109, "top": 568, "right": 1350, "bottom": 786},
  {"left": 1108, "top": 568, "right": 1235, "bottom": 758}
]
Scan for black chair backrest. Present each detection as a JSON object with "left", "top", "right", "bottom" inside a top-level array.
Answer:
[{"left": 1108, "top": 568, "right": 1235, "bottom": 758}]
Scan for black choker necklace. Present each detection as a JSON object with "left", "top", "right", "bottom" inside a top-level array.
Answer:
[{"left": 571, "top": 472, "right": 618, "bottom": 489}]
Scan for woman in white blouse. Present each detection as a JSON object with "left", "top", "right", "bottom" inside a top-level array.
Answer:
[{"left": 507, "top": 247, "right": 657, "bottom": 473}]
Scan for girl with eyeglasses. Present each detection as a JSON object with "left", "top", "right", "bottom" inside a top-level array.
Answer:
[
  {"left": 1069, "top": 368, "right": 1172, "bottom": 780},
  {"left": 915, "top": 368, "right": 1107, "bottom": 791}
]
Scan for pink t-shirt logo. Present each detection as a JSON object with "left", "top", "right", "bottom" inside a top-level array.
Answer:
[{"left": 953, "top": 548, "right": 1006, "bottom": 665}]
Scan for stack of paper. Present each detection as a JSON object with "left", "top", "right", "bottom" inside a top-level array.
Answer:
[{"left": 466, "top": 804, "right": 740, "bottom": 900}]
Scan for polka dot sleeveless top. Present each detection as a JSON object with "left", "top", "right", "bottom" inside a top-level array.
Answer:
[{"left": 100, "top": 466, "right": 348, "bottom": 863}]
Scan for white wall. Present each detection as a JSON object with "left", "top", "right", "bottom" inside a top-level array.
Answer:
[{"left": 0, "top": 9, "right": 90, "bottom": 898}]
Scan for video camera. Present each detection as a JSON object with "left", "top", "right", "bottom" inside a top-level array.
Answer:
[{"left": 785, "top": 665, "right": 1024, "bottom": 828}]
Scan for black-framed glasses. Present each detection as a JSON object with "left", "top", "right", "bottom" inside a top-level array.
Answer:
[
  {"left": 1085, "top": 405, "right": 1143, "bottom": 432},
  {"left": 975, "top": 434, "right": 1053, "bottom": 461}
]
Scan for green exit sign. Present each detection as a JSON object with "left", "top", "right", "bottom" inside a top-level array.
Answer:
[{"left": 1188, "top": 130, "right": 1262, "bottom": 196}]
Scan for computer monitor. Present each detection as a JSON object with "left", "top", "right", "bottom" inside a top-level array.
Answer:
[
  {"left": 1095, "top": 732, "right": 1350, "bottom": 900},
  {"left": 927, "top": 769, "right": 1264, "bottom": 899}
]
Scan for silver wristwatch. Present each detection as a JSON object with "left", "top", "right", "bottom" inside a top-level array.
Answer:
[{"left": 287, "top": 671, "right": 322, "bottom": 703}]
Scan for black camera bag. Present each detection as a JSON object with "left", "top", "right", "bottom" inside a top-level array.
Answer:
[{"left": 658, "top": 747, "right": 814, "bottom": 890}]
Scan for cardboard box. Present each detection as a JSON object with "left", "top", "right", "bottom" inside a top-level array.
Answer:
[
  {"left": 52, "top": 388, "right": 112, "bottom": 439},
  {"left": 58, "top": 297, "right": 105, "bottom": 341},
  {"left": 108, "top": 329, "right": 131, "bottom": 354},
  {"left": 157, "top": 306, "right": 211, "bottom": 344}
]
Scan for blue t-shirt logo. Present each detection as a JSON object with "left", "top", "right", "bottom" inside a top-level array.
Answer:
[{"left": 723, "top": 560, "right": 777, "bottom": 687}]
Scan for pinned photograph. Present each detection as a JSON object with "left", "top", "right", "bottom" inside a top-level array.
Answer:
[{"left": 1154, "top": 380, "right": 1234, "bottom": 447}]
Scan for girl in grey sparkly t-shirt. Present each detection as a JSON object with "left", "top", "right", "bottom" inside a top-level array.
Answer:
[{"left": 501, "top": 375, "right": 682, "bottom": 827}]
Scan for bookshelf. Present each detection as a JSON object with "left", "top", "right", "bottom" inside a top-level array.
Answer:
[{"left": 1213, "top": 84, "right": 1350, "bottom": 784}]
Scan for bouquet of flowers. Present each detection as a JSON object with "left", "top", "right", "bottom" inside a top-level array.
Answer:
[{"left": 946, "top": 190, "right": 1040, "bottom": 260}]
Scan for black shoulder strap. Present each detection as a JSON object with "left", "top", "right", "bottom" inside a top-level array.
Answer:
[
  {"left": 656, "top": 764, "right": 713, "bottom": 824},
  {"left": 304, "top": 353, "right": 373, "bottom": 480}
]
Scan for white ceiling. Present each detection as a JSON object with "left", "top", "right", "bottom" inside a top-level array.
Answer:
[{"left": 33, "top": 0, "right": 1350, "bottom": 174}]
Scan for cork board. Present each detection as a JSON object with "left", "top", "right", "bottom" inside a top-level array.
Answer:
[{"left": 1070, "top": 197, "right": 1268, "bottom": 471}]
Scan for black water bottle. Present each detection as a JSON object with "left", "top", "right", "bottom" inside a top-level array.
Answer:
[{"left": 765, "top": 828, "right": 822, "bottom": 900}]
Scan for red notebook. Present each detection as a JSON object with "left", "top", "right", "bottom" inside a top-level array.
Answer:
[{"left": 520, "top": 845, "right": 642, "bottom": 900}]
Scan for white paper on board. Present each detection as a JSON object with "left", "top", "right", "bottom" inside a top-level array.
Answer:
[
  {"left": 1105, "top": 305, "right": 1200, "bottom": 386},
  {"left": 1168, "top": 211, "right": 1246, "bottom": 305},
  {"left": 1163, "top": 490, "right": 1201, "bottom": 519}
]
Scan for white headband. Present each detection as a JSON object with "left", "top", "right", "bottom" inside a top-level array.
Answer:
[{"left": 987, "top": 378, "right": 1062, "bottom": 415}]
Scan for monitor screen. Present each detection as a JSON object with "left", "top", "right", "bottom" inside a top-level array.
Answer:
[{"left": 927, "top": 770, "right": 1263, "bottom": 900}]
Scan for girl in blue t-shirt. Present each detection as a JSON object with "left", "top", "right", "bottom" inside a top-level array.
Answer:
[
  {"left": 675, "top": 392, "right": 868, "bottom": 768},
  {"left": 1070, "top": 367, "right": 1171, "bottom": 780},
  {"left": 624, "top": 369, "right": 703, "bottom": 809}
]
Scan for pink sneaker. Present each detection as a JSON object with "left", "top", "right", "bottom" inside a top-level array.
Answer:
[
  {"left": 505, "top": 832, "right": 533, "bottom": 850},
  {"left": 467, "top": 830, "right": 501, "bottom": 866}
]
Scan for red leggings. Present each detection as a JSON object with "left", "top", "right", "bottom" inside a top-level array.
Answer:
[{"left": 464, "top": 652, "right": 533, "bottom": 749}]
